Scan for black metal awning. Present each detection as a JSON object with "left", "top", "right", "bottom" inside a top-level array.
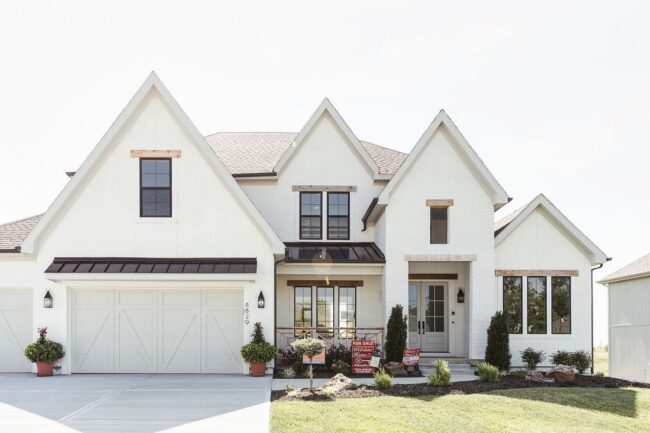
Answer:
[
  {"left": 285, "top": 242, "right": 385, "bottom": 264},
  {"left": 44, "top": 257, "right": 257, "bottom": 274}
]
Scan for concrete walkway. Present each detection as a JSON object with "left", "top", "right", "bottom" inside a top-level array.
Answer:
[
  {"left": 272, "top": 371, "right": 476, "bottom": 390},
  {"left": 0, "top": 373, "right": 271, "bottom": 433}
]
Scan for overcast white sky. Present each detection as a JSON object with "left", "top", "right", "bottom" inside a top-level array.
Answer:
[{"left": 1, "top": 1, "right": 648, "bottom": 345}]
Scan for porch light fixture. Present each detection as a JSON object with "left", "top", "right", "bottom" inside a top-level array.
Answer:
[
  {"left": 257, "top": 290, "right": 265, "bottom": 308},
  {"left": 44, "top": 290, "right": 53, "bottom": 309},
  {"left": 457, "top": 288, "right": 465, "bottom": 304}
]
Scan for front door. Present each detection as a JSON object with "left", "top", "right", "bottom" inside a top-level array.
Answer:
[{"left": 408, "top": 282, "right": 448, "bottom": 352}]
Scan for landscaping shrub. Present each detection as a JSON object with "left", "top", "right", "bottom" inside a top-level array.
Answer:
[
  {"left": 570, "top": 350, "right": 591, "bottom": 374},
  {"left": 477, "top": 362, "right": 500, "bottom": 382},
  {"left": 427, "top": 360, "right": 452, "bottom": 386},
  {"left": 520, "top": 347, "right": 545, "bottom": 371},
  {"left": 331, "top": 360, "right": 351, "bottom": 376},
  {"left": 385, "top": 305, "right": 407, "bottom": 363},
  {"left": 509, "top": 369, "right": 528, "bottom": 378},
  {"left": 374, "top": 368, "right": 393, "bottom": 390},
  {"left": 240, "top": 323, "right": 276, "bottom": 365},
  {"left": 326, "top": 343, "right": 352, "bottom": 368},
  {"left": 277, "top": 347, "right": 300, "bottom": 366},
  {"left": 485, "top": 311, "right": 511, "bottom": 371},
  {"left": 551, "top": 350, "right": 572, "bottom": 366},
  {"left": 291, "top": 338, "right": 326, "bottom": 390},
  {"left": 281, "top": 367, "right": 296, "bottom": 379}
]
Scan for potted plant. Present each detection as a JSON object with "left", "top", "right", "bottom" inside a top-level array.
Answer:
[
  {"left": 24, "top": 327, "right": 64, "bottom": 377},
  {"left": 240, "top": 322, "right": 276, "bottom": 376}
]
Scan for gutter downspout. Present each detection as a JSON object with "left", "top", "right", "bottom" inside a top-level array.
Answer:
[{"left": 591, "top": 257, "right": 612, "bottom": 374}]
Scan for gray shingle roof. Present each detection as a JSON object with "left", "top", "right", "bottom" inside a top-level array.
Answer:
[
  {"left": 0, "top": 214, "right": 42, "bottom": 252},
  {"left": 205, "top": 132, "right": 407, "bottom": 175},
  {"left": 599, "top": 253, "right": 650, "bottom": 284}
]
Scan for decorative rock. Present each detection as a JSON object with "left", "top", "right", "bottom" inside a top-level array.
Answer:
[
  {"left": 546, "top": 365, "right": 576, "bottom": 383},
  {"left": 525, "top": 371, "right": 554, "bottom": 383},
  {"left": 323, "top": 373, "right": 358, "bottom": 393},
  {"left": 384, "top": 361, "right": 407, "bottom": 376}
]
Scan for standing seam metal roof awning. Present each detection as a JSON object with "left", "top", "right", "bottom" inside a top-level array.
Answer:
[
  {"left": 285, "top": 242, "right": 385, "bottom": 263},
  {"left": 44, "top": 257, "right": 257, "bottom": 274}
]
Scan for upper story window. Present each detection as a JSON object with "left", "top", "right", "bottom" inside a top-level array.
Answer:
[
  {"left": 299, "top": 192, "right": 322, "bottom": 239},
  {"left": 327, "top": 192, "right": 350, "bottom": 240},
  {"left": 140, "top": 158, "right": 171, "bottom": 217},
  {"left": 427, "top": 200, "right": 453, "bottom": 244}
]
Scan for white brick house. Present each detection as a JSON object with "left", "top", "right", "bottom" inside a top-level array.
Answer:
[{"left": 0, "top": 73, "right": 608, "bottom": 374}]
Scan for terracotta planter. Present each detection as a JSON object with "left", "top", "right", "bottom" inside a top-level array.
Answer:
[
  {"left": 36, "top": 362, "right": 54, "bottom": 377},
  {"left": 249, "top": 362, "right": 267, "bottom": 377}
]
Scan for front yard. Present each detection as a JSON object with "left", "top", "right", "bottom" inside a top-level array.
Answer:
[{"left": 271, "top": 387, "right": 650, "bottom": 433}]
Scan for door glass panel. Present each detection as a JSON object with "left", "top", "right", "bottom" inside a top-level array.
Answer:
[
  {"left": 435, "top": 317, "right": 444, "bottom": 332},
  {"left": 424, "top": 285, "right": 446, "bottom": 333},
  {"left": 408, "top": 283, "right": 418, "bottom": 332},
  {"left": 426, "top": 317, "right": 435, "bottom": 332}
]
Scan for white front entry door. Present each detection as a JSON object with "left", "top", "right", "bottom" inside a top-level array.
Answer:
[
  {"left": 408, "top": 282, "right": 448, "bottom": 352},
  {"left": 72, "top": 288, "right": 244, "bottom": 373},
  {"left": 0, "top": 289, "right": 33, "bottom": 372}
]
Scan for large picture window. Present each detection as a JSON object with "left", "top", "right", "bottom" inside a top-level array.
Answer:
[
  {"left": 338, "top": 287, "right": 356, "bottom": 337},
  {"left": 140, "top": 159, "right": 171, "bottom": 217},
  {"left": 327, "top": 192, "right": 350, "bottom": 240},
  {"left": 294, "top": 287, "right": 312, "bottom": 331},
  {"left": 527, "top": 276, "right": 547, "bottom": 334},
  {"left": 503, "top": 276, "right": 523, "bottom": 334},
  {"left": 316, "top": 287, "right": 334, "bottom": 332},
  {"left": 299, "top": 192, "right": 322, "bottom": 239},
  {"left": 552, "top": 277, "right": 571, "bottom": 334}
]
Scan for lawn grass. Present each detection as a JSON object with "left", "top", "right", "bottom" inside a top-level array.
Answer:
[
  {"left": 594, "top": 347, "right": 608, "bottom": 375},
  {"left": 271, "top": 387, "right": 650, "bottom": 433}
]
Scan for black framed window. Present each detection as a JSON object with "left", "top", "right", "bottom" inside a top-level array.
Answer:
[
  {"left": 294, "top": 287, "right": 312, "bottom": 331},
  {"left": 552, "top": 277, "right": 571, "bottom": 334},
  {"left": 327, "top": 192, "right": 350, "bottom": 240},
  {"left": 316, "top": 286, "right": 334, "bottom": 335},
  {"left": 140, "top": 158, "right": 171, "bottom": 217},
  {"left": 527, "top": 276, "right": 547, "bottom": 334},
  {"left": 299, "top": 192, "right": 322, "bottom": 239},
  {"left": 503, "top": 276, "right": 523, "bottom": 334},
  {"left": 338, "top": 287, "right": 356, "bottom": 337},
  {"left": 430, "top": 207, "right": 448, "bottom": 244}
]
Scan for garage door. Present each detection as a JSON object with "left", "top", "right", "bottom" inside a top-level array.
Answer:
[
  {"left": 71, "top": 289, "right": 244, "bottom": 373},
  {"left": 0, "top": 289, "right": 33, "bottom": 372}
]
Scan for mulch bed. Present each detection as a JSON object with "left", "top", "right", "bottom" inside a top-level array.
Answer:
[{"left": 271, "top": 374, "right": 649, "bottom": 402}]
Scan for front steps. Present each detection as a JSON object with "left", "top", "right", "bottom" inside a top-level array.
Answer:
[{"left": 418, "top": 358, "right": 476, "bottom": 376}]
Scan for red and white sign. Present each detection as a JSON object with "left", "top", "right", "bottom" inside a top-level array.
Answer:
[
  {"left": 351, "top": 340, "right": 376, "bottom": 375},
  {"left": 402, "top": 348, "right": 421, "bottom": 366}
]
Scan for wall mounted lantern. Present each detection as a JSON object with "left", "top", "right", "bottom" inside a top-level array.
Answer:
[
  {"left": 257, "top": 291, "right": 265, "bottom": 308},
  {"left": 457, "top": 288, "right": 465, "bottom": 304},
  {"left": 44, "top": 290, "right": 53, "bottom": 309}
]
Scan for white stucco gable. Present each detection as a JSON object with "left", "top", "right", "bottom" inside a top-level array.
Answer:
[
  {"left": 273, "top": 98, "right": 382, "bottom": 179},
  {"left": 495, "top": 194, "right": 608, "bottom": 265},
  {"left": 377, "top": 110, "right": 509, "bottom": 209},
  {"left": 21, "top": 72, "right": 285, "bottom": 255}
]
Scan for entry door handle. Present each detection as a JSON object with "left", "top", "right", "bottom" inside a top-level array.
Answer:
[{"left": 417, "top": 320, "right": 421, "bottom": 334}]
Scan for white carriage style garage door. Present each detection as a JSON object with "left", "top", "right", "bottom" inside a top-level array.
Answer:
[
  {"left": 71, "top": 288, "right": 244, "bottom": 373},
  {"left": 0, "top": 289, "right": 33, "bottom": 372}
]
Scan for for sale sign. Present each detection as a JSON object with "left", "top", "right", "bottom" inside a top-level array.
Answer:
[
  {"left": 351, "top": 340, "right": 376, "bottom": 375},
  {"left": 402, "top": 348, "right": 421, "bottom": 366}
]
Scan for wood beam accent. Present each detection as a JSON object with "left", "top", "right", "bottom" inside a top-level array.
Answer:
[
  {"left": 426, "top": 199, "right": 454, "bottom": 207},
  {"left": 292, "top": 185, "right": 357, "bottom": 192},
  {"left": 409, "top": 273, "right": 458, "bottom": 280},
  {"left": 130, "top": 150, "right": 182, "bottom": 158},
  {"left": 287, "top": 280, "right": 363, "bottom": 287},
  {"left": 495, "top": 270, "right": 579, "bottom": 277}
]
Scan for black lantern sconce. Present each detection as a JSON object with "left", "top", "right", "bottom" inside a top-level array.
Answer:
[
  {"left": 44, "top": 290, "right": 53, "bottom": 309},
  {"left": 257, "top": 291, "right": 265, "bottom": 308},
  {"left": 457, "top": 288, "right": 465, "bottom": 304}
]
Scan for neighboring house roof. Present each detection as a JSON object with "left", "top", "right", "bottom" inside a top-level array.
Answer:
[
  {"left": 205, "top": 132, "right": 407, "bottom": 176},
  {"left": 0, "top": 214, "right": 43, "bottom": 252},
  {"left": 377, "top": 110, "right": 510, "bottom": 210},
  {"left": 20, "top": 72, "right": 286, "bottom": 256},
  {"left": 599, "top": 253, "right": 650, "bottom": 284},
  {"left": 494, "top": 194, "right": 608, "bottom": 265}
]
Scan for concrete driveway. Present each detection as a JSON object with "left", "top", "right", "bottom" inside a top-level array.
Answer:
[{"left": 0, "top": 373, "right": 271, "bottom": 433}]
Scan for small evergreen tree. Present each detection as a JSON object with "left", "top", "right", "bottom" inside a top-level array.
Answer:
[
  {"left": 251, "top": 322, "right": 265, "bottom": 344},
  {"left": 484, "top": 311, "right": 511, "bottom": 371},
  {"left": 384, "top": 305, "right": 407, "bottom": 363}
]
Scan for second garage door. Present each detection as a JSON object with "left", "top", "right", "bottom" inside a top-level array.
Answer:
[
  {"left": 71, "top": 289, "right": 244, "bottom": 373},
  {"left": 0, "top": 289, "right": 33, "bottom": 372}
]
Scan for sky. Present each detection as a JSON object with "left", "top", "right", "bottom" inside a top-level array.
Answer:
[{"left": 1, "top": 0, "right": 649, "bottom": 345}]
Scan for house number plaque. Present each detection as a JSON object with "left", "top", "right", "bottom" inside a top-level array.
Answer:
[{"left": 244, "top": 302, "right": 250, "bottom": 324}]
